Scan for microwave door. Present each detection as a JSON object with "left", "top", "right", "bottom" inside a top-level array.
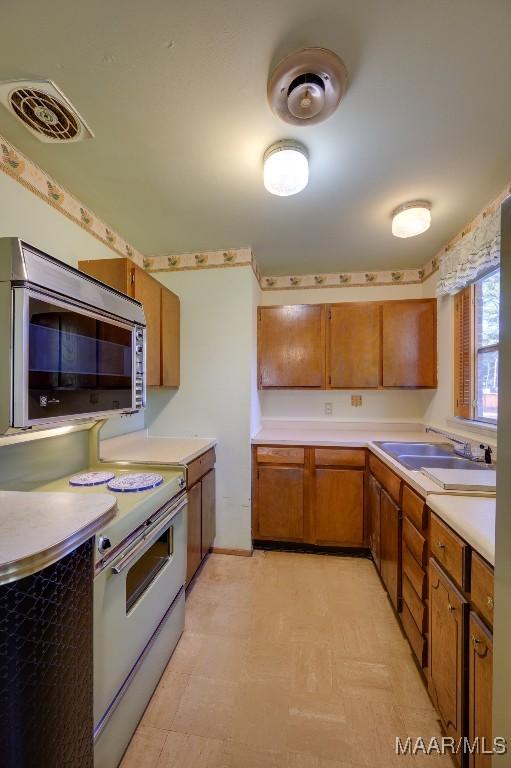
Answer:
[{"left": 12, "top": 287, "right": 137, "bottom": 428}]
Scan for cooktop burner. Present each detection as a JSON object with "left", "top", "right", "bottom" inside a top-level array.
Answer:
[
  {"left": 106, "top": 472, "right": 164, "bottom": 493},
  {"left": 69, "top": 471, "right": 116, "bottom": 487}
]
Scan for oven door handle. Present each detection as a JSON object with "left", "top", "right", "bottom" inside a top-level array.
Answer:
[{"left": 111, "top": 497, "right": 186, "bottom": 576}]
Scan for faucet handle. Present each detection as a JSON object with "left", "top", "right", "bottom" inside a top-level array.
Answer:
[{"left": 479, "top": 444, "right": 493, "bottom": 465}]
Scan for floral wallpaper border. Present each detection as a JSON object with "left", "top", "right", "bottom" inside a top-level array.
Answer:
[
  {"left": 1, "top": 130, "right": 508, "bottom": 294},
  {"left": 0, "top": 133, "right": 145, "bottom": 267}
]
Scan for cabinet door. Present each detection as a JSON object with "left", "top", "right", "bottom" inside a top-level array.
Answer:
[
  {"left": 186, "top": 482, "right": 202, "bottom": 585},
  {"left": 327, "top": 303, "right": 381, "bottom": 388},
  {"left": 382, "top": 299, "right": 437, "bottom": 387},
  {"left": 78, "top": 257, "right": 129, "bottom": 294},
  {"left": 258, "top": 305, "right": 325, "bottom": 388},
  {"left": 132, "top": 266, "right": 161, "bottom": 387},
  {"left": 256, "top": 466, "right": 304, "bottom": 541},
  {"left": 429, "top": 559, "right": 468, "bottom": 748},
  {"left": 380, "top": 489, "right": 401, "bottom": 611},
  {"left": 313, "top": 469, "right": 364, "bottom": 546},
  {"left": 367, "top": 474, "right": 381, "bottom": 570},
  {"left": 161, "top": 287, "right": 180, "bottom": 388},
  {"left": 468, "top": 612, "right": 493, "bottom": 768},
  {"left": 201, "top": 469, "right": 216, "bottom": 557}
]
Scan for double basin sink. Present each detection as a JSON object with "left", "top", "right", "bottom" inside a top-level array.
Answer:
[{"left": 374, "top": 442, "right": 490, "bottom": 472}]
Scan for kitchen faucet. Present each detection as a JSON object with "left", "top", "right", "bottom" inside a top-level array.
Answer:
[{"left": 425, "top": 426, "right": 474, "bottom": 459}]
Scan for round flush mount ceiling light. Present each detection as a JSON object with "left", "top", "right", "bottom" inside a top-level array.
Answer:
[
  {"left": 263, "top": 140, "right": 309, "bottom": 196},
  {"left": 391, "top": 201, "right": 432, "bottom": 238}
]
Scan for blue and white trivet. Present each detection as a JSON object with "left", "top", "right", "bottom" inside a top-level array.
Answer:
[
  {"left": 107, "top": 472, "right": 164, "bottom": 493},
  {"left": 69, "top": 471, "right": 116, "bottom": 487}
]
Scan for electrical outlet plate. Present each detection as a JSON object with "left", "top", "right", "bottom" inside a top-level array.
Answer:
[
  {"left": 351, "top": 395, "right": 362, "bottom": 407},
  {"left": 324, "top": 402, "right": 333, "bottom": 415}
]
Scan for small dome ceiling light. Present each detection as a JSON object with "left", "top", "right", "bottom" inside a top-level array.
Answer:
[
  {"left": 391, "top": 201, "right": 432, "bottom": 238},
  {"left": 263, "top": 140, "right": 309, "bottom": 197}
]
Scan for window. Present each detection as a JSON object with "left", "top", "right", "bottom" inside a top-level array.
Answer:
[{"left": 454, "top": 269, "right": 500, "bottom": 422}]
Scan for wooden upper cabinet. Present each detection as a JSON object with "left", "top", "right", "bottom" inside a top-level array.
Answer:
[
  {"left": 382, "top": 299, "right": 437, "bottom": 388},
  {"left": 258, "top": 305, "right": 325, "bottom": 388},
  {"left": 327, "top": 302, "right": 381, "bottom": 388},
  {"left": 78, "top": 257, "right": 180, "bottom": 389},
  {"left": 161, "top": 286, "right": 180, "bottom": 388},
  {"left": 131, "top": 265, "right": 161, "bottom": 387}
]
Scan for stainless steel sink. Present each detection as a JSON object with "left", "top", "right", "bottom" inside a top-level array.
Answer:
[
  {"left": 377, "top": 441, "right": 453, "bottom": 457},
  {"left": 374, "top": 441, "right": 490, "bottom": 472},
  {"left": 396, "top": 454, "right": 490, "bottom": 471}
]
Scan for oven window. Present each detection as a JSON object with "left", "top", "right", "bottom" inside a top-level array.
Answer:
[
  {"left": 27, "top": 296, "right": 133, "bottom": 419},
  {"left": 125, "top": 526, "right": 173, "bottom": 613}
]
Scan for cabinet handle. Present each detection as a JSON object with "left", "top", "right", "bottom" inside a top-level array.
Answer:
[
  {"left": 448, "top": 603, "right": 455, "bottom": 613},
  {"left": 437, "top": 541, "right": 446, "bottom": 551},
  {"left": 487, "top": 595, "right": 494, "bottom": 610}
]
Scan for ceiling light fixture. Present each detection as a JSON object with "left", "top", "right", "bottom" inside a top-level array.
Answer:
[
  {"left": 263, "top": 140, "right": 309, "bottom": 196},
  {"left": 391, "top": 201, "right": 432, "bottom": 238}
]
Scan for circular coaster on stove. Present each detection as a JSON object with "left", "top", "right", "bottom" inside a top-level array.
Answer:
[
  {"left": 107, "top": 472, "right": 164, "bottom": 493},
  {"left": 69, "top": 471, "right": 116, "bottom": 487}
]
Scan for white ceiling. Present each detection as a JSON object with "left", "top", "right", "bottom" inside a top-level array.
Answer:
[{"left": 1, "top": 0, "right": 511, "bottom": 274}]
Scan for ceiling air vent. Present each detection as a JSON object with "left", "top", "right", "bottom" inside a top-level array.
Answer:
[
  {"left": 0, "top": 79, "right": 94, "bottom": 143},
  {"left": 268, "top": 48, "right": 347, "bottom": 126}
]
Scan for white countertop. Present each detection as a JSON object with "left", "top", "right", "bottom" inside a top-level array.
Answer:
[
  {"left": 100, "top": 430, "right": 217, "bottom": 465},
  {"left": 427, "top": 495, "right": 496, "bottom": 565},
  {"left": 0, "top": 491, "right": 117, "bottom": 585},
  {"left": 252, "top": 424, "right": 495, "bottom": 499}
]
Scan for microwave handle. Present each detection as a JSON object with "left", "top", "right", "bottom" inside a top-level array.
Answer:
[{"left": 111, "top": 497, "right": 186, "bottom": 575}]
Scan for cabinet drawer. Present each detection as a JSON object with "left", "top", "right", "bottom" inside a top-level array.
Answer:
[
  {"left": 368, "top": 454, "right": 401, "bottom": 504},
  {"left": 403, "top": 517, "right": 427, "bottom": 567},
  {"left": 430, "top": 514, "right": 468, "bottom": 590},
  {"left": 471, "top": 551, "right": 494, "bottom": 629},
  {"left": 314, "top": 448, "right": 366, "bottom": 468},
  {"left": 256, "top": 446, "right": 305, "bottom": 465},
  {"left": 401, "top": 602, "right": 427, "bottom": 668},
  {"left": 403, "top": 544, "right": 427, "bottom": 600},
  {"left": 402, "top": 485, "right": 427, "bottom": 531},
  {"left": 187, "top": 448, "right": 216, "bottom": 488},
  {"left": 403, "top": 574, "right": 427, "bottom": 634}
]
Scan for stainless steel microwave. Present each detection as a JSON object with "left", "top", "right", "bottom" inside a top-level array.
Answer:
[{"left": 0, "top": 238, "right": 146, "bottom": 434}]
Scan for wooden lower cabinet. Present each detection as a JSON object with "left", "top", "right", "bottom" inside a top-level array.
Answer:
[
  {"left": 468, "top": 612, "right": 493, "bottom": 768},
  {"left": 429, "top": 558, "right": 468, "bottom": 756},
  {"left": 256, "top": 465, "right": 305, "bottom": 541},
  {"left": 201, "top": 469, "right": 216, "bottom": 557},
  {"left": 252, "top": 445, "right": 366, "bottom": 548},
  {"left": 313, "top": 468, "right": 364, "bottom": 546},
  {"left": 380, "top": 489, "right": 401, "bottom": 612},
  {"left": 186, "top": 451, "right": 217, "bottom": 585},
  {"left": 186, "top": 482, "right": 202, "bottom": 585},
  {"left": 367, "top": 473, "right": 381, "bottom": 569}
]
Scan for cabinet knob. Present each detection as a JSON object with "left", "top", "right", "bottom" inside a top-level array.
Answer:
[
  {"left": 437, "top": 541, "right": 446, "bottom": 551},
  {"left": 471, "top": 634, "right": 480, "bottom": 646},
  {"left": 487, "top": 595, "right": 494, "bottom": 610},
  {"left": 448, "top": 603, "right": 455, "bottom": 613}
]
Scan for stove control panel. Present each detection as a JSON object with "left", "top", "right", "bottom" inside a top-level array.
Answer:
[{"left": 134, "top": 325, "right": 146, "bottom": 410}]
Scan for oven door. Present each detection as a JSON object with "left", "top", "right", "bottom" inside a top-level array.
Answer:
[
  {"left": 12, "top": 287, "right": 137, "bottom": 427},
  {"left": 93, "top": 494, "right": 187, "bottom": 726}
]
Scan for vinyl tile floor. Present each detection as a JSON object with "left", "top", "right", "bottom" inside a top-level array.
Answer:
[{"left": 121, "top": 551, "right": 450, "bottom": 768}]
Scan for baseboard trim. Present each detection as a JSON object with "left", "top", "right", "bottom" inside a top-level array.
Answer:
[
  {"left": 253, "top": 540, "right": 371, "bottom": 558},
  {"left": 211, "top": 547, "right": 253, "bottom": 558}
]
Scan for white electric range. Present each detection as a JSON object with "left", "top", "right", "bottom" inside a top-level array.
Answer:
[{"left": 9, "top": 458, "right": 187, "bottom": 768}]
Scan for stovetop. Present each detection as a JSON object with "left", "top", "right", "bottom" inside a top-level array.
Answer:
[{"left": 4, "top": 461, "right": 185, "bottom": 562}]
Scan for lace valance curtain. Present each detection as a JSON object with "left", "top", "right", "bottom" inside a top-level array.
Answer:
[{"left": 436, "top": 206, "right": 501, "bottom": 296}]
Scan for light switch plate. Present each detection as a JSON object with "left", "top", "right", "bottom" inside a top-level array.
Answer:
[
  {"left": 324, "top": 402, "right": 333, "bottom": 415},
  {"left": 351, "top": 395, "right": 362, "bottom": 407}
]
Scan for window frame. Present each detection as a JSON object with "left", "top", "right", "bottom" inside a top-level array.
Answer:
[
  {"left": 453, "top": 268, "right": 499, "bottom": 424},
  {"left": 473, "top": 268, "right": 500, "bottom": 424}
]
